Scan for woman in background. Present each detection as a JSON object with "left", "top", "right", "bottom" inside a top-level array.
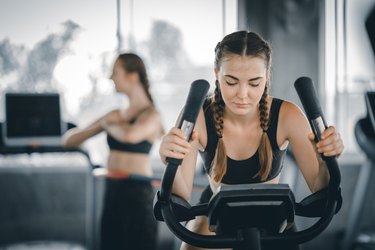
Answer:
[{"left": 63, "top": 53, "right": 163, "bottom": 250}]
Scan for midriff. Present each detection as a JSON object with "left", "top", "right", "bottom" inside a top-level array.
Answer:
[{"left": 106, "top": 150, "right": 153, "bottom": 177}]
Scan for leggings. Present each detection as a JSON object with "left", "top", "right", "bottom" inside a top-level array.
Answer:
[
  {"left": 199, "top": 185, "right": 300, "bottom": 250},
  {"left": 100, "top": 178, "right": 158, "bottom": 250}
]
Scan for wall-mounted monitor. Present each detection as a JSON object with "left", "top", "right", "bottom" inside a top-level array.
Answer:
[{"left": 2, "top": 93, "right": 66, "bottom": 147}]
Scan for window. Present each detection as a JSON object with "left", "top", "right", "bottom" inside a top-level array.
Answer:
[
  {"left": 0, "top": 0, "right": 238, "bottom": 166},
  {"left": 323, "top": 0, "right": 375, "bottom": 155}
]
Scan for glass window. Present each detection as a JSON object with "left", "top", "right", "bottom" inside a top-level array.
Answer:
[
  {"left": 323, "top": 0, "right": 375, "bottom": 155},
  {"left": 121, "top": 0, "right": 237, "bottom": 126},
  {"left": 0, "top": 0, "right": 120, "bottom": 164},
  {"left": 0, "top": 0, "right": 238, "bottom": 167},
  {"left": 121, "top": 0, "right": 237, "bottom": 168}
]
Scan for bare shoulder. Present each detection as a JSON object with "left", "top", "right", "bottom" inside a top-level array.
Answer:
[
  {"left": 278, "top": 99, "right": 311, "bottom": 140},
  {"left": 279, "top": 100, "right": 306, "bottom": 123},
  {"left": 138, "top": 106, "right": 160, "bottom": 120}
]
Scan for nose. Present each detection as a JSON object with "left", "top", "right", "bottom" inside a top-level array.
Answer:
[{"left": 237, "top": 83, "right": 248, "bottom": 99}]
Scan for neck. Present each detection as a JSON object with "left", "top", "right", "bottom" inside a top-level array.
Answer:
[{"left": 127, "top": 83, "right": 152, "bottom": 111}]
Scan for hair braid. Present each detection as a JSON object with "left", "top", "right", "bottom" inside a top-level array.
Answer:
[
  {"left": 256, "top": 85, "right": 273, "bottom": 181},
  {"left": 259, "top": 86, "right": 269, "bottom": 132},
  {"left": 210, "top": 80, "right": 227, "bottom": 182}
]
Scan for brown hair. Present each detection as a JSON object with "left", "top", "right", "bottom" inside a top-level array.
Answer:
[
  {"left": 211, "top": 31, "right": 272, "bottom": 182},
  {"left": 117, "top": 53, "right": 154, "bottom": 105},
  {"left": 117, "top": 53, "right": 165, "bottom": 137}
]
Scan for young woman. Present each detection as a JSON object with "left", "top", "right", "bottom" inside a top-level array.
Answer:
[
  {"left": 159, "top": 31, "right": 344, "bottom": 250},
  {"left": 63, "top": 53, "right": 163, "bottom": 250}
]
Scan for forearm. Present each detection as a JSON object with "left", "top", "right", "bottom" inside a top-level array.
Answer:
[
  {"left": 312, "top": 159, "right": 330, "bottom": 192},
  {"left": 172, "top": 168, "right": 193, "bottom": 200},
  {"left": 171, "top": 143, "right": 199, "bottom": 200},
  {"left": 63, "top": 121, "right": 103, "bottom": 148}
]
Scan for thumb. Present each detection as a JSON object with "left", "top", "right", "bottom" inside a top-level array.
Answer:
[
  {"left": 190, "top": 130, "right": 199, "bottom": 142},
  {"left": 308, "top": 132, "right": 315, "bottom": 142}
]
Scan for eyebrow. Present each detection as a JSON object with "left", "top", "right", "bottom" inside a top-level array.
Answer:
[{"left": 224, "top": 75, "right": 263, "bottom": 81}]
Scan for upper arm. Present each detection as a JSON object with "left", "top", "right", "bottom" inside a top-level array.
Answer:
[{"left": 280, "top": 101, "right": 319, "bottom": 192}]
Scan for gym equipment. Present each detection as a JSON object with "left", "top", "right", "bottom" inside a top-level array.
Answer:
[
  {"left": 340, "top": 92, "right": 375, "bottom": 250},
  {"left": 153, "top": 78, "right": 342, "bottom": 249},
  {"left": 0, "top": 122, "right": 95, "bottom": 250}
]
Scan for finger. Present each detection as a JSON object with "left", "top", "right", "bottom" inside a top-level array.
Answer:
[
  {"left": 162, "top": 150, "right": 186, "bottom": 160},
  {"left": 164, "top": 134, "right": 192, "bottom": 149},
  {"left": 317, "top": 133, "right": 340, "bottom": 148},
  {"left": 322, "top": 150, "right": 337, "bottom": 157},
  {"left": 317, "top": 140, "right": 344, "bottom": 155},
  {"left": 322, "top": 147, "right": 343, "bottom": 157},
  {"left": 160, "top": 142, "right": 181, "bottom": 153},
  {"left": 160, "top": 140, "right": 193, "bottom": 157},
  {"left": 168, "top": 142, "right": 191, "bottom": 154},
  {"left": 190, "top": 130, "right": 199, "bottom": 142},
  {"left": 320, "top": 126, "right": 335, "bottom": 140},
  {"left": 159, "top": 147, "right": 186, "bottom": 160},
  {"left": 170, "top": 127, "right": 188, "bottom": 140}
]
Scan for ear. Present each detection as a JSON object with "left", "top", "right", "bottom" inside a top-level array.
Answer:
[{"left": 127, "top": 72, "right": 139, "bottom": 83}]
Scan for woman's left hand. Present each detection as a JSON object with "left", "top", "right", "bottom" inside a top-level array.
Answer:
[
  {"left": 308, "top": 126, "right": 344, "bottom": 157},
  {"left": 100, "top": 110, "right": 123, "bottom": 130}
]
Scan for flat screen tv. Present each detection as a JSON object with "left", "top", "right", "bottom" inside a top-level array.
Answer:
[{"left": 2, "top": 93, "right": 66, "bottom": 147}]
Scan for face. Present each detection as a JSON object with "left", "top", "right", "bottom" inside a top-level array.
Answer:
[
  {"left": 110, "top": 60, "right": 138, "bottom": 93},
  {"left": 215, "top": 55, "right": 268, "bottom": 116}
]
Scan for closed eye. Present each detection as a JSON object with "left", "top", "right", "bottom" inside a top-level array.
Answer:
[
  {"left": 249, "top": 82, "right": 261, "bottom": 87},
  {"left": 249, "top": 79, "right": 262, "bottom": 87},
  {"left": 226, "top": 81, "right": 237, "bottom": 86}
]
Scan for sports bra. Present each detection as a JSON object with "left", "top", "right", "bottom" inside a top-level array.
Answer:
[
  {"left": 106, "top": 117, "right": 153, "bottom": 154},
  {"left": 199, "top": 97, "right": 286, "bottom": 184}
]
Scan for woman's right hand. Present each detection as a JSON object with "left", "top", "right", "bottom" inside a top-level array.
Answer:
[{"left": 159, "top": 127, "right": 198, "bottom": 164}]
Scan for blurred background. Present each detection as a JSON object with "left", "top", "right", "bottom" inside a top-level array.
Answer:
[{"left": 0, "top": 0, "right": 375, "bottom": 249}]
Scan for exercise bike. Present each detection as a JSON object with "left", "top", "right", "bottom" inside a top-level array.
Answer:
[{"left": 154, "top": 78, "right": 342, "bottom": 249}]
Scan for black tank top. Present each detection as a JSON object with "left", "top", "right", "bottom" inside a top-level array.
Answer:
[
  {"left": 107, "top": 118, "right": 153, "bottom": 154},
  {"left": 199, "top": 97, "right": 286, "bottom": 184}
]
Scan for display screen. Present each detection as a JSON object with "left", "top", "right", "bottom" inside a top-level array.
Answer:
[{"left": 3, "top": 93, "right": 65, "bottom": 146}]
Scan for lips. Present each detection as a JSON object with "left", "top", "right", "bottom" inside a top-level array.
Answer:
[{"left": 233, "top": 102, "right": 249, "bottom": 108}]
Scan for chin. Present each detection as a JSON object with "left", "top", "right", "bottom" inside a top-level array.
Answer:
[
  {"left": 235, "top": 110, "right": 251, "bottom": 116},
  {"left": 228, "top": 106, "right": 251, "bottom": 116}
]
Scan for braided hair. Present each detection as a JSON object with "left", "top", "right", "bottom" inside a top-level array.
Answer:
[
  {"left": 211, "top": 31, "right": 272, "bottom": 182},
  {"left": 117, "top": 53, "right": 165, "bottom": 136}
]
